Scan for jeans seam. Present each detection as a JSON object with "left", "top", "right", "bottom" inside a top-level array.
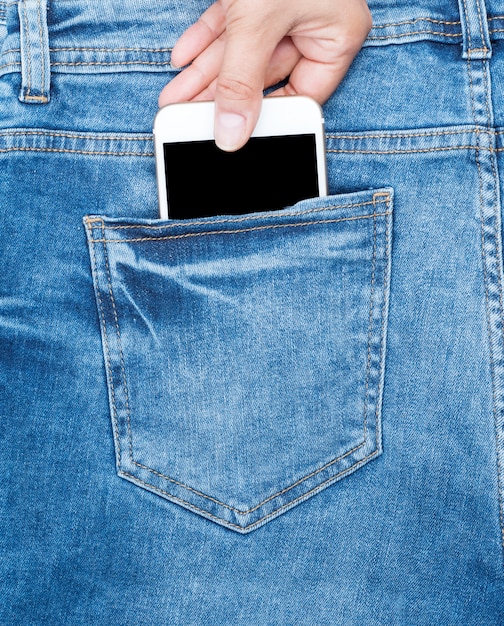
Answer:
[
  {"left": 481, "top": 53, "right": 504, "bottom": 557},
  {"left": 1, "top": 47, "right": 174, "bottom": 54},
  {"left": 119, "top": 448, "right": 382, "bottom": 533},
  {"left": 461, "top": 0, "right": 473, "bottom": 50},
  {"left": 100, "top": 223, "right": 136, "bottom": 468},
  {"left": 377, "top": 196, "right": 391, "bottom": 452},
  {"left": 367, "top": 30, "right": 462, "bottom": 41},
  {"left": 363, "top": 210, "right": 378, "bottom": 442},
  {"left": 326, "top": 130, "right": 489, "bottom": 139},
  {"left": 21, "top": 0, "right": 31, "bottom": 96},
  {"left": 327, "top": 146, "right": 483, "bottom": 154},
  {"left": 371, "top": 18, "right": 461, "bottom": 29},
  {"left": 51, "top": 60, "right": 173, "bottom": 67},
  {"left": 36, "top": 0, "right": 44, "bottom": 97},
  {"left": 0, "top": 130, "right": 152, "bottom": 140},
  {"left": 88, "top": 211, "right": 391, "bottom": 244},
  {"left": 475, "top": 0, "right": 486, "bottom": 46},
  {"left": 87, "top": 221, "right": 122, "bottom": 467},
  {"left": 467, "top": 47, "right": 504, "bottom": 556},
  {"left": 96, "top": 198, "right": 385, "bottom": 231}
]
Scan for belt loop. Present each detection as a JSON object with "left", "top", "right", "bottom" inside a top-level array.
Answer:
[
  {"left": 458, "top": 0, "right": 492, "bottom": 59},
  {"left": 18, "top": 0, "right": 50, "bottom": 104}
]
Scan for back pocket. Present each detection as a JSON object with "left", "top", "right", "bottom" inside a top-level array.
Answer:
[{"left": 84, "top": 188, "right": 393, "bottom": 533}]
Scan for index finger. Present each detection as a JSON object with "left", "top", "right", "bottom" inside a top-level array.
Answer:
[
  {"left": 171, "top": 2, "right": 226, "bottom": 68},
  {"left": 270, "top": 52, "right": 358, "bottom": 103}
]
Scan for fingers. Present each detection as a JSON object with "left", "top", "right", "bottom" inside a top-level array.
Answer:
[
  {"left": 278, "top": 5, "right": 371, "bottom": 103},
  {"left": 266, "top": 38, "right": 303, "bottom": 89},
  {"left": 270, "top": 46, "right": 362, "bottom": 103},
  {"left": 213, "top": 8, "right": 287, "bottom": 151},
  {"left": 159, "top": 0, "right": 373, "bottom": 151},
  {"left": 169, "top": 2, "right": 226, "bottom": 68},
  {"left": 159, "top": 36, "right": 225, "bottom": 106},
  {"left": 159, "top": 35, "right": 300, "bottom": 109}
]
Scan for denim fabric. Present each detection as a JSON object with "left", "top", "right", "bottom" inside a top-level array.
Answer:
[
  {"left": 85, "top": 191, "right": 392, "bottom": 533},
  {"left": 1, "top": 0, "right": 504, "bottom": 624}
]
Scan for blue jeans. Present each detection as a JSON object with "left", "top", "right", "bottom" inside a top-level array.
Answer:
[{"left": 1, "top": 0, "right": 503, "bottom": 623}]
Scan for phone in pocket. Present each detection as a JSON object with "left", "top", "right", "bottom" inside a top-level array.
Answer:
[{"left": 154, "top": 96, "right": 327, "bottom": 220}]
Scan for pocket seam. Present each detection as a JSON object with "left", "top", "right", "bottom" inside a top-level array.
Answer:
[
  {"left": 86, "top": 192, "right": 392, "bottom": 531},
  {"left": 87, "top": 209, "right": 392, "bottom": 245},
  {"left": 119, "top": 446, "right": 381, "bottom": 533},
  {"left": 85, "top": 195, "right": 386, "bottom": 232}
]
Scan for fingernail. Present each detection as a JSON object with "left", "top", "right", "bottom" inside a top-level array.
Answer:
[{"left": 215, "top": 112, "right": 246, "bottom": 151}]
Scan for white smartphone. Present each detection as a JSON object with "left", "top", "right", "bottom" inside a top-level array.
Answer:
[{"left": 154, "top": 96, "right": 327, "bottom": 220}]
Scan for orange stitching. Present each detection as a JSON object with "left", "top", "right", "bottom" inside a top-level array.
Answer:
[
  {"left": 373, "top": 192, "right": 392, "bottom": 200},
  {"left": 90, "top": 211, "right": 392, "bottom": 244},
  {"left": 326, "top": 129, "right": 491, "bottom": 140},
  {"left": 327, "top": 146, "right": 482, "bottom": 154},
  {"left": 49, "top": 46, "right": 172, "bottom": 53},
  {"left": 50, "top": 60, "right": 173, "bottom": 67},
  {"left": 371, "top": 17, "right": 460, "bottom": 29},
  {"left": 0, "top": 147, "right": 153, "bottom": 156},
  {"left": 86, "top": 224, "right": 122, "bottom": 465},
  {"left": 367, "top": 30, "right": 462, "bottom": 40},
  {"left": 120, "top": 446, "right": 381, "bottom": 532},
  {"left": 100, "top": 198, "right": 385, "bottom": 231},
  {"left": 22, "top": 94, "right": 48, "bottom": 102},
  {"left": 101, "top": 225, "right": 136, "bottom": 466},
  {"left": 0, "top": 130, "right": 151, "bottom": 141}
]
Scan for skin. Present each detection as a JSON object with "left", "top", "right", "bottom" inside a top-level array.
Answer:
[{"left": 159, "top": 0, "right": 372, "bottom": 151}]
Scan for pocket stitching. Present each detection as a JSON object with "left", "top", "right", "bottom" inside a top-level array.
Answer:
[
  {"left": 86, "top": 197, "right": 383, "bottom": 232},
  {"left": 87, "top": 209, "right": 391, "bottom": 244},
  {"left": 88, "top": 218, "right": 123, "bottom": 467},
  {"left": 119, "top": 447, "right": 381, "bottom": 533},
  {"left": 88, "top": 194, "right": 391, "bottom": 530}
]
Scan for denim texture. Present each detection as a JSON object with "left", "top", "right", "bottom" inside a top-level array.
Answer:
[
  {"left": 1, "top": 0, "right": 504, "bottom": 624},
  {"left": 85, "top": 191, "right": 392, "bottom": 533}
]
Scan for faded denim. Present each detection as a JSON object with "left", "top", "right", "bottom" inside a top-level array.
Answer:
[{"left": 1, "top": 0, "right": 504, "bottom": 624}]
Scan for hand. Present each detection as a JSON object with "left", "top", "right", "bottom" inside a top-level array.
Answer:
[{"left": 159, "top": 0, "right": 372, "bottom": 151}]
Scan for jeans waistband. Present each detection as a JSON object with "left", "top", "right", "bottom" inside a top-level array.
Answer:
[{"left": 2, "top": 0, "right": 504, "bottom": 104}]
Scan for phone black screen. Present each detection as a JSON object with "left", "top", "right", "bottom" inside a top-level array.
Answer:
[{"left": 163, "top": 134, "right": 319, "bottom": 219}]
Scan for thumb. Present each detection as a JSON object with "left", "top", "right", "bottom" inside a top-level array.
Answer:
[{"left": 214, "top": 15, "right": 282, "bottom": 151}]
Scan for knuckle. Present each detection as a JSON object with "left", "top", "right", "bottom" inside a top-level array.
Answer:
[
  {"left": 333, "top": 5, "right": 373, "bottom": 55},
  {"left": 197, "top": 15, "right": 220, "bottom": 40},
  {"left": 217, "top": 74, "right": 256, "bottom": 101},
  {"left": 332, "top": 23, "right": 369, "bottom": 58}
]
